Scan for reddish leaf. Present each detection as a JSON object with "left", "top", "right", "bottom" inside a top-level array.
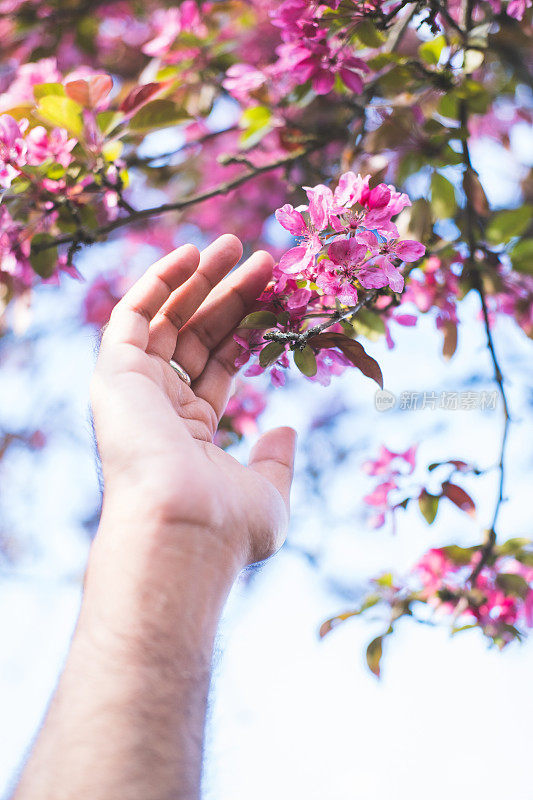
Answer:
[
  {"left": 463, "top": 167, "right": 490, "bottom": 217},
  {"left": 442, "top": 482, "right": 476, "bottom": 517},
  {"left": 428, "top": 460, "right": 471, "bottom": 472},
  {"left": 441, "top": 320, "right": 457, "bottom": 360},
  {"left": 319, "top": 610, "right": 360, "bottom": 638},
  {"left": 309, "top": 332, "right": 383, "bottom": 388},
  {"left": 120, "top": 83, "right": 164, "bottom": 115},
  {"left": 65, "top": 74, "right": 113, "bottom": 109}
]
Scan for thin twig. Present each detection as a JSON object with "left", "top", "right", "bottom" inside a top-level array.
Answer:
[
  {"left": 31, "top": 143, "right": 322, "bottom": 254},
  {"left": 457, "top": 0, "right": 512, "bottom": 584},
  {"left": 263, "top": 291, "right": 378, "bottom": 348}
]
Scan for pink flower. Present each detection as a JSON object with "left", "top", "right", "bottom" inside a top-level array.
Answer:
[
  {"left": 415, "top": 549, "right": 456, "bottom": 595},
  {"left": 315, "top": 238, "right": 368, "bottom": 304},
  {"left": 0, "top": 58, "right": 60, "bottom": 113},
  {"left": 506, "top": 0, "right": 532, "bottom": 19},
  {"left": 83, "top": 274, "right": 125, "bottom": 327},
  {"left": 332, "top": 171, "right": 369, "bottom": 208},
  {"left": 0, "top": 114, "right": 27, "bottom": 188},
  {"left": 223, "top": 64, "right": 266, "bottom": 104},
  {"left": 276, "top": 200, "right": 325, "bottom": 274},
  {"left": 282, "top": 37, "right": 370, "bottom": 95},
  {"left": 309, "top": 347, "right": 350, "bottom": 386},
  {"left": 363, "top": 444, "right": 417, "bottom": 477},
  {"left": 25, "top": 126, "right": 76, "bottom": 168},
  {"left": 303, "top": 184, "right": 334, "bottom": 230},
  {"left": 142, "top": 2, "right": 207, "bottom": 58},
  {"left": 275, "top": 203, "right": 307, "bottom": 236},
  {"left": 358, "top": 234, "right": 425, "bottom": 293},
  {"left": 222, "top": 381, "right": 266, "bottom": 435}
]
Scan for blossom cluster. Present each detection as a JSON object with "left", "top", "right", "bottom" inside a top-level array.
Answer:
[
  {"left": 362, "top": 444, "right": 417, "bottom": 529},
  {"left": 415, "top": 546, "right": 533, "bottom": 643},
  {"left": 235, "top": 172, "right": 425, "bottom": 386}
]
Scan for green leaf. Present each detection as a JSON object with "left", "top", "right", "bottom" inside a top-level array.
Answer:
[
  {"left": 129, "top": 99, "right": 190, "bottom": 132},
  {"left": 352, "top": 309, "right": 386, "bottom": 341},
  {"left": 353, "top": 20, "right": 385, "bottom": 48},
  {"left": 293, "top": 345, "right": 317, "bottom": 377},
  {"left": 407, "top": 198, "right": 433, "bottom": 241},
  {"left": 259, "top": 341, "right": 285, "bottom": 368},
  {"left": 486, "top": 206, "right": 533, "bottom": 246},
  {"left": 430, "top": 172, "right": 457, "bottom": 219},
  {"left": 374, "top": 572, "right": 394, "bottom": 588},
  {"left": 510, "top": 238, "right": 533, "bottom": 275},
  {"left": 418, "top": 489, "right": 439, "bottom": 525},
  {"left": 33, "top": 83, "right": 66, "bottom": 100},
  {"left": 366, "top": 634, "right": 387, "bottom": 678},
  {"left": 239, "top": 311, "right": 278, "bottom": 329},
  {"left": 319, "top": 594, "right": 381, "bottom": 638},
  {"left": 442, "top": 545, "right": 478, "bottom": 566},
  {"left": 239, "top": 105, "right": 272, "bottom": 147},
  {"left": 419, "top": 35, "right": 446, "bottom": 65},
  {"left": 438, "top": 92, "right": 459, "bottom": 120},
  {"left": 97, "top": 110, "right": 124, "bottom": 135},
  {"left": 37, "top": 95, "right": 83, "bottom": 138},
  {"left": 497, "top": 538, "right": 531, "bottom": 557},
  {"left": 46, "top": 163, "right": 66, "bottom": 180},
  {"left": 495, "top": 573, "right": 530, "bottom": 599},
  {"left": 30, "top": 234, "right": 58, "bottom": 278},
  {"left": 451, "top": 623, "right": 477, "bottom": 635},
  {"left": 379, "top": 64, "right": 414, "bottom": 94}
]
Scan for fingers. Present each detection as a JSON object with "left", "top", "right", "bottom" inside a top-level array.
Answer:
[
  {"left": 190, "top": 334, "right": 243, "bottom": 422},
  {"left": 248, "top": 427, "right": 297, "bottom": 512},
  {"left": 147, "top": 234, "right": 243, "bottom": 360},
  {"left": 102, "top": 244, "right": 200, "bottom": 350},
  {"left": 176, "top": 248, "right": 274, "bottom": 384}
]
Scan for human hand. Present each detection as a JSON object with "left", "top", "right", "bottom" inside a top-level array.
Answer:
[{"left": 90, "top": 234, "right": 296, "bottom": 570}]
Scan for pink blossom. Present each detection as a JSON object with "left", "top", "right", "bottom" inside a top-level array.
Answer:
[
  {"left": 142, "top": 2, "right": 207, "bottom": 59},
  {"left": 223, "top": 64, "right": 266, "bottom": 104},
  {"left": 363, "top": 444, "right": 417, "bottom": 476},
  {"left": 25, "top": 126, "right": 75, "bottom": 168},
  {"left": 415, "top": 549, "right": 457, "bottom": 595},
  {"left": 83, "top": 274, "right": 124, "bottom": 327},
  {"left": 0, "top": 114, "right": 27, "bottom": 188},
  {"left": 222, "top": 381, "right": 266, "bottom": 436},
  {"left": 358, "top": 234, "right": 425, "bottom": 293},
  {"left": 275, "top": 203, "right": 307, "bottom": 236},
  {"left": 309, "top": 347, "right": 350, "bottom": 386},
  {"left": 333, "top": 171, "right": 369, "bottom": 208},
  {"left": 0, "top": 57, "right": 59, "bottom": 112},
  {"left": 507, "top": 0, "right": 532, "bottom": 18}
]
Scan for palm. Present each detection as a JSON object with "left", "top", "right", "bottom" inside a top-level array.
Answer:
[{"left": 92, "top": 235, "right": 296, "bottom": 564}]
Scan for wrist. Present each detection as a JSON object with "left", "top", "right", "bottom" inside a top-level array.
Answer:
[{"left": 78, "top": 494, "right": 244, "bottom": 665}]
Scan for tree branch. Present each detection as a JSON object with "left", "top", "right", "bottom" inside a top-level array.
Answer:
[
  {"left": 457, "top": 0, "right": 512, "bottom": 585},
  {"left": 263, "top": 291, "right": 378, "bottom": 348},
  {"left": 31, "top": 142, "right": 322, "bottom": 255}
]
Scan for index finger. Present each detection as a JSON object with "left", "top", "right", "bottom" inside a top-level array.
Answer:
[{"left": 102, "top": 243, "right": 200, "bottom": 350}]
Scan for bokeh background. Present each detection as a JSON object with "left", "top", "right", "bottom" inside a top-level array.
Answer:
[{"left": 1, "top": 114, "right": 533, "bottom": 797}]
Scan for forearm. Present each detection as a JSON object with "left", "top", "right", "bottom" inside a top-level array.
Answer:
[{"left": 14, "top": 499, "right": 243, "bottom": 800}]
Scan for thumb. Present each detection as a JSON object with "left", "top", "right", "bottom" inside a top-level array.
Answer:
[{"left": 248, "top": 426, "right": 297, "bottom": 510}]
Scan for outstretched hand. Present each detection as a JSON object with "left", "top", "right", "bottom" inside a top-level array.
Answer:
[{"left": 91, "top": 234, "right": 296, "bottom": 567}]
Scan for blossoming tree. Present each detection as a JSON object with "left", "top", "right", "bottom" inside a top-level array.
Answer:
[{"left": 1, "top": 0, "right": 532, "bottom": 675}]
